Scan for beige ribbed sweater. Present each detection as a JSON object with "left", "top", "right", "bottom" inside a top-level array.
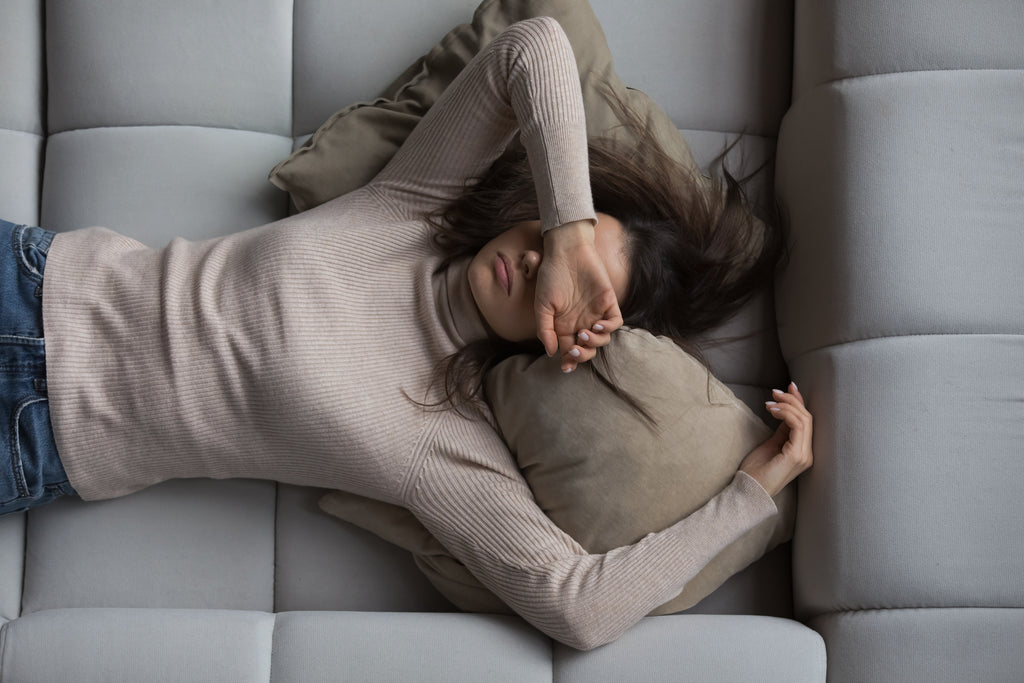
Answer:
[{"left": 41, "top": 18, "right": 776, "bottom": 649}]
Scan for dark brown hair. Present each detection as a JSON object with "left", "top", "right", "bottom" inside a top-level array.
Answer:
[{"left": 425, "top": 98, "right": 785, "bottom": 416}]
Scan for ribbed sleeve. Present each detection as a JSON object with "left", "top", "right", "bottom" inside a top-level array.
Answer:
[
  {"left": 374, "top": 17, "right": 596, "bottom": 232},
  {"left": 409, "top": 415, "right": 778, "bottom": 651}
]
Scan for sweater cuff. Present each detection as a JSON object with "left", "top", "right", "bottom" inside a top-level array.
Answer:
[
  {"left": 733, "top": 470, "right": 780, "bottom": 520},
  {"left": 520, "top": 120, "right": 596, "bottom": 233}
]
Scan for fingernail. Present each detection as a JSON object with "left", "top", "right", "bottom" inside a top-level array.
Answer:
[
  {"left": 569, "top": 348, "right": 580, "bottom": 358},
  {"left": 765, "top": 401, "right": 778, "bottom": 407},
  {"left": 579, "top": 331, "right": 590, "bottom": 342},
  {"left": 593, "top": 324, "right": 604, "bottom": 332},
  {"left": 562, "top": 365, "right": 574, "bottom": 374},
  {"left": 772, "top": 388, "right": 784, "bottom": 397},
  {"left": 790, "top": 381, "right": 798, "bottom": 391}
]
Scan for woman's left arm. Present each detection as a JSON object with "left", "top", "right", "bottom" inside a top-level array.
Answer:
[
  {"left": 408, "top": 418, "right": 778, "bottom": 651},
  {"left": 373, "top": 18, "right": 621, "bottom": 367}
]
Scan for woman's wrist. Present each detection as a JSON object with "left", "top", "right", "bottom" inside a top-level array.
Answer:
[{"left": 543, "top": 219, "right": 596, "bottom": 251}]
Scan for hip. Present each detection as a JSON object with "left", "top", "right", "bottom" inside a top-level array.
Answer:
[{"left": 1, "top": 219, "right": 78, "bottom": 514}]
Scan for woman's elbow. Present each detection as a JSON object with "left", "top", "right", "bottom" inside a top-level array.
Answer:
[{"left": 551, "top": 607, "right": 621, "bottom": 651}]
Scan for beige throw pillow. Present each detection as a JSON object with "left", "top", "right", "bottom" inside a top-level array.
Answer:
[
  {"left": 268, "top": 0, "right": 696, "bottom": 212},
  {"left": 321, "top": 329, "right": 795, "bottom": 615},
  {"left": 484, "top": 328, "right": 795, "bottom": 614}
]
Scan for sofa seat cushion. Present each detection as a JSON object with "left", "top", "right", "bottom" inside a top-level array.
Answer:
[
  {"left": 556, "top": 615, "right": 825, "bottom": 682},
  {"left": 809, "top": 608, "right": 1024, "bottom": 683},
  {"left": 0, "top": 610, "right": 825, "bottom": 682},
  {"left": 0, "top": 608, "right": 276, "bottom": 682},
  {"left": 0, "top": 608, "right": 549, "bottom": 682},
  {"left": 270, "top": 611, "right": 552, "bottom": 682},
  {"left": 21, "top": 480, "right": 277, "bottom": 614}
]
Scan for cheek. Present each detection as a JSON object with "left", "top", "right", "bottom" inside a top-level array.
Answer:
[
  {"left": 467, "top": 258, "right": 487, "bottom": 309},
  {"left": 508, "top": 283, "right": 539, "bottom": 341},
  {"left": 488, "top": 287, "right": 537, "bottom": 342},
  {"left": 514, "top": 297, "right": 533, "bottom": 333},
  {"left": 467, "top": 254, "right": 487, "bottom": 295}
]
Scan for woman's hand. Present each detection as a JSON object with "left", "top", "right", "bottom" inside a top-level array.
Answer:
[
  {"left": 740, "top": 382, "right": 814, "bottom": 497},
  {"left": 535, "top": 220, "right": 623, "bottom": 373}
]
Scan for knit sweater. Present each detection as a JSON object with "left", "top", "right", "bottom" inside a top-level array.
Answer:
[{"left": 41, "top": 18, "right": 776, "bottom": 650}]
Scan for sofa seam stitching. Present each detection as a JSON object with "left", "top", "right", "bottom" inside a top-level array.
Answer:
[
  {"left": 805, "top": 605, "right": 1024, "bottom": 623},
  {"left": 44, "top": 123, "right": 295, "bottom": 141},
  {"left": 800, "top": 66, "right": 1024, "bottom": 96},
  {"left": 784, "top": 330, "right": 1024, "bottom": 363}
]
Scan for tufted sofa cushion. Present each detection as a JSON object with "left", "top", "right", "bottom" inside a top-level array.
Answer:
[
  {"left": 0, "top": 609, "right": 826, "bottom": 682},
  {"left": 776, "top": 0, "right": 1024, "bottom": 680}
]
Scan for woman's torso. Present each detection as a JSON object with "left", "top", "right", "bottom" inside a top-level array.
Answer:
[{"left": 41, "top": 186, "right": 467, "bottom": 503}]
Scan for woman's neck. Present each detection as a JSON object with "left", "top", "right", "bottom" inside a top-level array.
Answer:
[{"left": 438, "top": 257, "right": 494, "bottom": 346}]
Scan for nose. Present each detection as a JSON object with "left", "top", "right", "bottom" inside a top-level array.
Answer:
[{"left": 521, "top": 250, "right": 542, "bottom": 279}]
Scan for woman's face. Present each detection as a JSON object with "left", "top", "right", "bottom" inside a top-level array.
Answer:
[{"left": 467, "top": 213, "right": 630, "bottom": 342}]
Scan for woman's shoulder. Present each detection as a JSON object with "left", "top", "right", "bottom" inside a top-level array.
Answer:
[{"left": 426, "top": 408, "right": 517, "bottom": 473}]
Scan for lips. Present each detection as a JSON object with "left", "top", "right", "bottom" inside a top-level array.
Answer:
[{"left": 494, "top": 254, "right": 512, "bottom": 296}]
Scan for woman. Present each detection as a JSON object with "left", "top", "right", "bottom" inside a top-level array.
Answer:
[{"left": 0, "top": 18, "right": 812, "bottom": 649}]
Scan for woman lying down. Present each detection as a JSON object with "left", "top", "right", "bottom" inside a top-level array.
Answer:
[{"left": 0, "top": 19, "right": 811, "bottom": 650}]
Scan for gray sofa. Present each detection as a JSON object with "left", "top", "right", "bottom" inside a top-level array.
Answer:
[{"left": 0, "top": 1, "right": 1019, "bottom": 681}]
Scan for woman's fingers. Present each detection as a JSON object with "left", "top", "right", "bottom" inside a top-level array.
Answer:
[
  {"left": 767, "top": 384, "right": 811, "bottom": 430},
  {"left": 744, "top": 384, "right": 814, "bottom": 495},
  {"left": 577, "top": 325, "right": 611, "bottom": 348},
  {"left": 765, "top": 395, "right": 813, "bottom": 472},
  {"left": 766, "top": 401, "right": 812, "bottom": 434},
  {"left": 561, "top": 339, "right": 597, "bottom": 371},
  {"left": 559, "top": 322, "right": 617, "bottom": 373},
  {"left": 770, "top": 382, "right": 804, "bottom": 406},
  {"left": 561, "top": 347, "right": 587, "bottom": 372}
]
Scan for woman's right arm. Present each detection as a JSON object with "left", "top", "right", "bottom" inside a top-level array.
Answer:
[{"left": 410, "top": 386, "right": 812, "bottom": 650}]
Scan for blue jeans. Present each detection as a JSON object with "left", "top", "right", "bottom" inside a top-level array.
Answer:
[{"left": 0, "top": 219, "right": 77, "bottom": 515}]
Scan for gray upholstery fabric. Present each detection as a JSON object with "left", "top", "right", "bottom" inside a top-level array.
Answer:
[
  {"left": 774, "top": 1, "right": 1024, "bottom": 681},
  {"left": 592, "top": 0, "right": 793, "bottom": 138},
  {"left": 270, "top": 611, "right": 552, "bottom": 682},
  {"left": 0, "top": 609, "right": 276, "bottom": 683},
  {"left": 0, "top": 515, "right": 25, "bottom": 622},
  {"left": 787, "top": 336, "right": 1024, "bottom": 614},
  {"left": 775, "top": 72, "right": 1024, "bottom": 359},
  {"left": 0, "top": 1, "right": 44, "bottom": 136},
  {"left": 0, "top": 132, "right": 42, "bottom": 226},
  {"left": 793, "top": 0, "right": 1024, "bottom": 98},
  {"left": 0, "top": 1, "right": 44, "bottom": 226},
  {"left": 46, "top": 1, "right": 293, "bottom": 135},
  {"left": 292, "top": 0, "right": 475, "bottom": 136},
  {"left": 810, "top": 609, "right": 1024, "bottom": 683},
  {"left": 22, "top": 480, "right": 277, "bottom": 613},
  {"left": 41, "top": 128, "right": 293, "bottom": 243},
  {"left": 0, "top": 609, "right": 824, "bottom": 682},
  {"left": 554, "top": 615, "right": 825, "bottom": 682}
]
